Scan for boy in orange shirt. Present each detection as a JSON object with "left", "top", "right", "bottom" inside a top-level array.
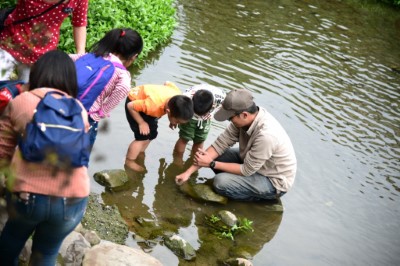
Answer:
[{"left": 124, "top": 82, "right": 194, "bottom": 171}]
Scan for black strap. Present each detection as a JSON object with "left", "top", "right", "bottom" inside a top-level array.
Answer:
[{"left": 12, "top": 0, "right": 65, "bottom": 26}]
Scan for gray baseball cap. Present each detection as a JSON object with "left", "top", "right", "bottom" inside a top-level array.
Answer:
[{"left": 214, "top": 88, "right": 254, "bottom": 121}]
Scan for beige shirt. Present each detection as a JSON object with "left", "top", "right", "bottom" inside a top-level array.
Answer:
[
  {"left": 211, "top": 107, "right": 297, "bottom": 192},
  {"left": 0, "top": 88, "right": 90, "bottom": 198}
]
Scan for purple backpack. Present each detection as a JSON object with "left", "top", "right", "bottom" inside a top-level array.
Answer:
[{"left": 75, "top": 53, "right": 126, "bottom": 111}]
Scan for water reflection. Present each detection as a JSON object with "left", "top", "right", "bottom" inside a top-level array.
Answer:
[
  {"left": 89, "top": 0, "right": 400, "bottom": 264},
  {"left": 100, "top": 158, "right": 283, "bottom": 265}
]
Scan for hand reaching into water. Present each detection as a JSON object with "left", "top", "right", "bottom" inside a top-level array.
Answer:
[{"left": 175, "top": 171, "right": 191, "bottom": 185}]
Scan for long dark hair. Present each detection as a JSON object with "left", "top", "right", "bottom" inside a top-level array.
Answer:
[
  {"left": 29, "top": 50, "right": 78, "bottom": 97},
  {"left": 91, "top": 28, "right": 143, "bottom": 60}
]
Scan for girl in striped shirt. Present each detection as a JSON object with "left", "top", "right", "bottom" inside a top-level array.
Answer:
[{"left": 70, "top": 28, "right": 143, "bottom": 147}]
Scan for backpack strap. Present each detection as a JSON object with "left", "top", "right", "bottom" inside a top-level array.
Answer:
[{"left": 112, "top": 62, "right": 126, "bottom": 70}]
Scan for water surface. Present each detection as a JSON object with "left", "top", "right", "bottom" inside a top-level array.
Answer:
[{"left": 89, "top": 0, "right": 400, "bottom": 265}]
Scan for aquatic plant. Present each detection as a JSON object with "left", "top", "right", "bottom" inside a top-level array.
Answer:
[{"left": 205, "top": 214, "right": 254, "bottom": 241}]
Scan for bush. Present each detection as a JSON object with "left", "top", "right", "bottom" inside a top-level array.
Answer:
[{"left": 59, "top": 0, "right": 176, "bottom": 65}]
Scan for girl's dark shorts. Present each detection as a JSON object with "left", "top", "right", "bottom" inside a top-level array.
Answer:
[{"left": 125, "top": 97, "right": 158, "bottom": 140}]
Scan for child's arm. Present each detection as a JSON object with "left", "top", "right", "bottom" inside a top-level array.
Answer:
[{"left": 127, "top": 102, "right": 150, "bottom": 135}]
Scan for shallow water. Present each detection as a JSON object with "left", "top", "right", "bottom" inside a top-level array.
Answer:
[{"left": 88, "top": 0, "right": 400, "bottom": 265}]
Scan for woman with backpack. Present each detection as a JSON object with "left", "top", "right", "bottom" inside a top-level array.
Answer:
[
  {"left": 70, "top": 28, "right": 143, "bottom": 147},
  {"left": 0, "top": 50, "right": 91, "bottom": 266}
]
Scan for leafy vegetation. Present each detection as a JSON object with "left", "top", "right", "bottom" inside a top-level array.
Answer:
[
  {"left": 205, "top": 214, "right": 254, "bottom": 241},
  {"left": 59, "top": 0, "right": 176, "bottom": 65}
]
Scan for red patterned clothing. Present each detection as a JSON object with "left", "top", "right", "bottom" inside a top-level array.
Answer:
[{"left": 0, "top": 0, "right": 88, "bottom": 64}]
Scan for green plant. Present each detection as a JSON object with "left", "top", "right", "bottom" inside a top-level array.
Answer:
[
  {"left": 205, "top": 215, "right": 254, "bottom": 241},
  {"left": 58, "top": 0, "right": 176, "bottom": 66}
]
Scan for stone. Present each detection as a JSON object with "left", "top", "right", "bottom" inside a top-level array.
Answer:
[
  {"left": 93, "top": 169, "right": 129, "bottom": 191},
  {"left": 59, "top": 231, "right": 91, "bottom": 265},
  {"left": 163, "top": 234, "right": 196, "bottom": 261},
  {"left": 82, "top": 240, "right": 163, "bottom": 266},
  {"left": 218, "top": 210, "right": 238, "bottom": 227},
  {"left": 179, "top": 181, "right": 228, "bottom": 204},
  {"left": 84, "top": 230, "right": 101, "bottom": 246}
]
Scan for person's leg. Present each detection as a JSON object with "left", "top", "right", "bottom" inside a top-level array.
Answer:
[
  {"left": 125, "top": 139, "right": 151, "bottom": 172},
  {"left": 124, "top": 99, "right": 157, "bottom": 172},
  {"left": 173, "top": 137, "right": 188, "bottom": 167},
  {"left": 173, "top": 120, "right": 196, "bottom": 166},
  {"left": 30, "top": 196, "right": 88, "bottom": 266},
  {"left": 213, "top": 172, "right": 278, "bottom": 201},
  {"left": 192, "top": 119, "right": 211, "bottom": 156},
  {"left": 0, "top": 192, "right": 44, "bottom": 265},
  {"left": 0, "top": 49, "right": 18, "bottom": 81},
  {"left": 88, "top": 116, "right": 99, "bottom": 148},
  {"left": 211, "top": 148, "right": 279, "bottom": 201},
  {"left": 191, "top": 141, "right": 204, "bottom": 155}
]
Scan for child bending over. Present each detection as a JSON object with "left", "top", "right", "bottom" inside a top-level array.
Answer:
[
  {"left": 173, "top": 84, "right": 225, "bottom": 166},
  {"left": 125, "top": 82, "right": 194, "bottom": 172}
]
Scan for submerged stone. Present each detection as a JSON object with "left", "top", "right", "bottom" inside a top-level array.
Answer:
[
  {"left": 163, "top": 234, "right": 196, "bottom": 261},
  {"left": 93, "top": 169, "right": 129, "bottom": 191},
  {"left": 218, "top": 210, "right": 238, "bottom": 227},
  {"left": 179, "top": 181, "right": 228, "bottom": 204}
]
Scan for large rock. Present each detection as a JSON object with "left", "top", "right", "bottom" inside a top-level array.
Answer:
[
  {"left": 93, "top": 169, "right": 129, "bottom": 191},
  {"left": 179, "top": 181, "right": 227, "bottom": 204},
  {"left": 59, "top": 231, "right": 91, "bottom": 265},
  {"left": 82, "top": 241, "right": 163, "bottom": 266}
]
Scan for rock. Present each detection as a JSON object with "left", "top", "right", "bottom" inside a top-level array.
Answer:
[
  {"left": 218, "top": 210, "right": 238, "bottom": 227},
  {"left": 84, "top": 230, "right": 101, "bottom": 246},
  {"left": 93, "top": 169, "right": 129, "bottom": 191},
  {"left": 223, "top": 257, "right": 253, "bottom": 266},
  {"left": 82, "top": 240, "right": 163, "bottom": 266},
  {"left": 163, "top": 234, "right": 196, "bottom": 261},
  {"left": 179, "top": 181, "right": 228, "bottom": 204},
  {"left": 59, "top": 231, "right": 91, "bottom": 265}
]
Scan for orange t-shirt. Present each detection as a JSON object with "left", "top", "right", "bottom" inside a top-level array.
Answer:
[{"left": 127, "top": 82, "right": 181, "bottom": 118}]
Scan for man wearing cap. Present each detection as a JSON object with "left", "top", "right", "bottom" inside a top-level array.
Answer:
[{"left": 175, "top": 88, "right": 297, "bottom": 201}]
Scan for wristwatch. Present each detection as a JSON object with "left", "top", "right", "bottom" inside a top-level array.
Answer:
[{"left": 209, "top": 160, "right": 216, "bottom": 169}]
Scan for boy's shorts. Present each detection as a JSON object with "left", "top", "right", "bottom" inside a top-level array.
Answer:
[
  {"left": 178, "top": 118, "right": 211, "bottom": 144},
  {"left": 125, "top": 97, "right": 158, "bottom": 140}
]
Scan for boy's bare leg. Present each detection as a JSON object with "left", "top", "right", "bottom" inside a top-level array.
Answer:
[
  {"left": 173, "top": 138, "right": 188, "bottom": 166},
  {"left": 125, "top": 139, "right": 151, "bottom": 172},
  {"left": 191, "top": 142, "right": 204, "bottom": 156}
]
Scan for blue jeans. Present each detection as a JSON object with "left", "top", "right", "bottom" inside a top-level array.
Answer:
[
  {"left": 0, "top": 191, "right": 88, "bottom": 266},
  {"left": 212, "top": 148, "right": 285, "bottom": 201},
  {"left": 88, "top": 116, "right": 98, "bottom": 148}
]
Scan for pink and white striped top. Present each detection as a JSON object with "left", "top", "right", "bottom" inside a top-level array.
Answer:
[{"left": 70, "top": 53, "right": 132, "bottom": 121}]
